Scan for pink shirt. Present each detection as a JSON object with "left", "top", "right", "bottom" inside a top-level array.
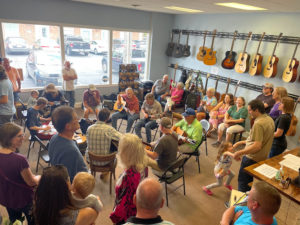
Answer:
[{"left": 171, "top": 88, "right": 184, "bottom": 104}]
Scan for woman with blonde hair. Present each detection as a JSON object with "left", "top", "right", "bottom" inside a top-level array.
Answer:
[
  {"left": 110, "top": 133, "right": 147, "bottom": 225},
  {"left": 269, "top": 87, "right": 288, "bottom": 120}
]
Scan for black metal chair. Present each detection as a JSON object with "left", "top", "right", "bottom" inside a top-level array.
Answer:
[
  {"left": 34, "top": 135, "right": 50, "bottom": 173},
  {"left": 154, "top": 157, "right": 188, "bottom": 206},
  {"left": 117, "top": 117, "right": 138, "bottom": 133}
]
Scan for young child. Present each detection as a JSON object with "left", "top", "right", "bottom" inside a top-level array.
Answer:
[
  {"left": 71, "top": 172, "right": 103, "bottom": 212},
  {"left": 27, "top": 90, "right": 39, "bottom": 109},
  {"left": 203, "top": 142, "right": 235, "bottom": 195}
]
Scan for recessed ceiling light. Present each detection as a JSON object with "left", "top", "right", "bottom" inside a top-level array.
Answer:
[
  {"left": 215, "top": 2, "right": 267, "bottom": 11},
  {"left": 131, "top": 4, "right": 140, "bottom": 7},
  {"left": 164, "top": 6, "right": 203, "bottom": 13}
]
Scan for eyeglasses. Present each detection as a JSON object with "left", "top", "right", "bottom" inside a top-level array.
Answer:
[{"left": 16, "top": 134, "right": 25, "bottom": 138}]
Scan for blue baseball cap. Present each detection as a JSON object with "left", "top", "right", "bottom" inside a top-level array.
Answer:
[{"left": 182, "top": 108, "right": 196, "bottom": 117}]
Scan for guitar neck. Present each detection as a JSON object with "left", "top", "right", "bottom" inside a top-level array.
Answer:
[
  {"left": 229, "top": 31, "right": 238, "bottom": 54},
  {"left": 256, "top": 32, "right": 265, "bottom": 55},
  {"left": 185, "top": 34, "right": 189, "bottom": 46},
  {"left": 233, "top": 81, "right": 240, "bottom": 98},
  {"left": 202, "top": 31, "right": 207, "bottom": 48},
  {"left": 271, "top": 33, "right": 283, "bottom": 58},
  {"left": 225, "top": 79, "right": 231, "bottom": 95},
  {"left": 214, "top": 78, "right": 219, "bottom": 93},
  {"left": 210, "top": 35, "right": 216, "bottom": 51},
  {"left": 291, "top": 41, "right": 300, "bottom": 60},
  {"left": 242, "top": 32, "right": 252, "bottom": 54}
]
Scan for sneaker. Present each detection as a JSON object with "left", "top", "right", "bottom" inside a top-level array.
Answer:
[
  {"left": 202, "top": 186, "right": 213, "bottom": 195},
  {"left": 211, "top": 141, "right": 221, "bottom": 147},
  {"left": 224, "top": 184, "right": 233, "bottom": 191},
  {"left": 12, "top": 220, "right": 22, "bottom": 225}
]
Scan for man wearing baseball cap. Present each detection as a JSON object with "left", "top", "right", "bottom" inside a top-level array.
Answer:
[
  {"left": 83, "top": 84, "right": 101, "bottom": 118},
  {"left": 256, "top": 83, "right": 275, "bottom": 114},
  {"left": 145, "top": 117, "right": 178, "bottom": 173},
  {"left": 173, "top": 108, "right": 203, "bottom": 153}
]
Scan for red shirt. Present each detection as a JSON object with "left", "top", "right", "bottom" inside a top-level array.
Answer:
[
  {"left": 83, "top": 90, "right": 100, "bottom": 107},
  {"left": 121, "top": 94, "right": 140, "bottom": 113}
]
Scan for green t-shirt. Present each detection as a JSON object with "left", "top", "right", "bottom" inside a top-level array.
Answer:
[
  {"left": 227, "top": 105, "right": 248, "bottom": 127},
  {"left": 175, "top": 118, "right": 202, "bottom": 150}
]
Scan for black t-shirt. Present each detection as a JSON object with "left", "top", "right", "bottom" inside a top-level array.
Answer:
[
  {"left": 256, "top": 94, "right": 275, "bottom": 114},
  {"left": 26, "top": 107, "right": 41, "bottom": 135},
  {"left": 273, "top": 113, "right": 292, "bottom": 145},
  {"left": 154, "top": 132, "right": 178, "bottom": 170}
]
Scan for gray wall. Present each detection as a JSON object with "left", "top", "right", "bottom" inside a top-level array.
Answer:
[{"left": 170, "top": 12, "right": 300, "bottom": 148}]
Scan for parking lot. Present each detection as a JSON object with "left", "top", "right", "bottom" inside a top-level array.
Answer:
[{"left": 7, "top": 52, "right": 121, "bottom": 89}]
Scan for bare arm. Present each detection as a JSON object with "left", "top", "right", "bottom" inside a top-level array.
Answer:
[
  {"left": 145, "top": 149, "right": 158, "bottom": 160},
  {"left": 233, "top": 141, "right": 262, "bottom": 160},
  {"left": 211, "top": 101, "right": 223, "bottom": 112},
  {"left": 274, "top": 128, "right": 284, "bottom": 138},
  {"left": 20, "top": 168, "right": 40, "bottom": 187},
  {"left": 151, "top": 85, "right": 156, "bottom": 93},
  {"left": 75, "top": 208, "right": 98, "bottom": 225},
  {"left": 0, "top": 95, "right": 8, "bottom": 104},
  {"left": 220, "top": 206, "right": 236, "bottom": 225}
]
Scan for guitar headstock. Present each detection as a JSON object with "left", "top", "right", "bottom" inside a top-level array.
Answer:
[
  {"left": 227, "top": 78, "right": 231, "bottom": 84},
  {"left": 174, "top": 63, "right": 178, "bottom": 70},
  {"left": 206, "top": 73, "right": 211, "bottom": 79}
]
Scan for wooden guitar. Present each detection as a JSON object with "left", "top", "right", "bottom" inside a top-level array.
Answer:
[
  {"left": 203, "top": 30, "right": 217, "bottom": 66},
  {"left": 173, "top": 32, "right": 183, "bottom": 58},
  {"left": 165, "top": 31, "right": 175, "bottom": 57},
  {"left": 235, "top": 32, "right": 252, "bottom": 73},
  {"left": 263, "top": 33, "right": 283, "bottom": 78},
  {"left": 196, "top": 31, "right": 208, "bottom": 61},
  {"left": 113, "top": 94, "right": 126, "bottom": 112},
  {"left": 219, "top": 78, "right": 231, "bottom": 102},
  {"left": 233, "top": 80, "right": 241, "bottom": 101},
  {"left": 221, "top": 30, "right": 238, "bottom": 69},
  {"left": 286, "top": 98, "right": 300, "bottom": 136},
  {"left": 203, "top": 73, "right": 211, "bottom": 95},
  {"left": 249, "top": 32, "right": 265, "bottom": 76},
  {"left": 172, "top": 126, "right": 197, "bottom": 145},
  {"left": 184, "top": 70, "right": 193, "bottom": 90},
  {"left": 214, "top": 76, "right": 221, "bottom": 101},
  {"left": 170, "top": 63, "right": 178, "bottom": 89},
  {"left": 183, "top": 33, "right": 191, "bottom": 57},
  {"left": 282, "top": 39, "right": 300, "bottom": 83}
]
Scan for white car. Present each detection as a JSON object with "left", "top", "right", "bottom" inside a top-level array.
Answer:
[{"left": 89, "top": 40, "right": 107, "bottom": 55}]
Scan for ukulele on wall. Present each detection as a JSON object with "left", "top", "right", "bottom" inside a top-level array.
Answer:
[
  {"left": 263, "top": 32, "right": 283, "bottom": 78},
  {"left": 165, "top": 31, "right": 175, "bottom": 57},
  {"left": 235, "top": 32, "right": 252, "bottom": 73},
  {"left": 196, "top": 31, "right": 208, "bottom": 61},
  {"left": 286, "top": 97, "right": 300, "bottom": 136},
  {"left": 221, "top": 30, "right": 238, "bottom": 70},
  {"left": 203, "top": 30, "right": 217, "bottom": 66},
  {"left": 183, "top": 33, "right": 191, "bottom": 57},
  {"left": 249, "top": 32, "right": 265, "bottom": 76},
  {"left": 173, "top": 31, "right": 184, "bottom": 58},
  {"left": 282, "top": 39, "right": 300, "bottom": 83}
]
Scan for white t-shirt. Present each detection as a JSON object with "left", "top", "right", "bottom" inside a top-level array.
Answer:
[{"left": 62, "top": 68, "right": 77, "bottom": 91}]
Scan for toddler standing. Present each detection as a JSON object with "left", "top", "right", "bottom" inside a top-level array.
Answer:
[{"left": 27, "top": 90, "right": 39, "bottom": 109}]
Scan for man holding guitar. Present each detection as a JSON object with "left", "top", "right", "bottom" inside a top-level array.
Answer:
[
  {"left": 111, "top": 88, "right": 140, "bottom": 133},
  {"left": 256, "top": 83, "right": 275, "bottom": 114},
  {"left": 151, "top": 74, "right": 169, "bottom": 102},
  {"left": 173, "top": 108, "right": 203, "bottom": 153},
  {"left": 135, "top": 93, "right": 162, "bottom": 143}
]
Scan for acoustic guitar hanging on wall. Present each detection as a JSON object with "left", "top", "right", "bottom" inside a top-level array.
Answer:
[
  {"left": 235, "top": 31, "right": 252, "bottom": 73},
  {"left": 249, "top": 32, "right": 265, "bottom": 76},
  {"left": 196, "top": 31, "right": 208, "bottom": 61},
  {"left": 203, "top": 29, "right": 217, "bottom": 66},
  {"left": 221, "top": 30, "right": 238, "bottom": 70},
  {"left": 165, "top": 31, "right": 175, "bottom": 57},
  {"left": 263, "top": 32, "right": 283, "bottom": 78},
  {"left": 282, "top": 39, "right": 300, "bottom": 83},
  {"left": 183, "top": 33, "right": 191, "bottom": 57},
  {"left": 286, "top": 98, "right": 300, "bottom": 136},
  {"left": 173, "top": 31, "right": 183, "bottom": 58}
]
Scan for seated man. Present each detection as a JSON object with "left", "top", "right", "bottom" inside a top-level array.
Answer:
[
  {"left": 173, "top": 108, "right": 203, "bottom": 153},
  {"left": 135, "top": 93, "right": 162, "bottom": 143},
  {"left": 145, "top": 117, "right": 178, "bottom": 173},
  {"left": 48, "top": 106, "right": 88, "bottom": 182},
  {"left": 151, "top": 74, "right": 169, "bottom": 102},
  {"left": 125, "top": 178, "right": 174, "bottom": 225},
  {"left": 111, "top": 88, "right": 140, "bottom": 133},
  {"left": 42, "top": 83, "right": 66, "bottom": 113},
  {"left": 26, "top": 97, "right": 51, "bottom": 138},
  {"left": 83, "top": 84, "right": 101, "bottom": 119},
  {"left": 86, "top": 108, "right": 122, "bottom": 167},
  {"left": 220, "top": 181, "right": 281, "bottom": 225}
]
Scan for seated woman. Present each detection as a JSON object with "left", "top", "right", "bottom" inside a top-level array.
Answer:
[
  {"left": 34, "top": 165, "right": 98, "bottom": 225},
  {"left": 0, "top": 123, "right": 40, "bottom": 225},
  {"left": 196, "top": 87, "right": 218, "bottom": 121},
  {"left": 212, "top": 97, "right": 248, "bottom": 147},
  {"left": 269, "top": 97, "right": 293, "bottom": 158},
  {"left": 164, "top": 82, "right": 184, "bottom": 112},
  {"left": 42, "top": 83, "right": 66, "bottom": 113},
  {"left": 269, "top": 86, "right": 288, "bottom": 120},
  {"left": 110, "top": 133, "right": 148, "bottom": 225},
  {"left": 207, "top": 93, "right": 234, "bottom": 136}
]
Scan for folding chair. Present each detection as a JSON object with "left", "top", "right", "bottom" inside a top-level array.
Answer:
[{"left": 34, "top": 135, "right": 50, "bottom": 173}]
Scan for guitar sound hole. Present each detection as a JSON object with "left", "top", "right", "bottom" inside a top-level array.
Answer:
[{"left": 241, "top": 57, "right": 244, "bottom": 61}]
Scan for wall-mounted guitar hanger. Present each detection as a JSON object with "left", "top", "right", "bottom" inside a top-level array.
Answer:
[
  {"left": 168, "top": 63, "right": 300, "bottom": 101},
  {"left": 171, "top": 29, "right": 299, "bottom": 45}
]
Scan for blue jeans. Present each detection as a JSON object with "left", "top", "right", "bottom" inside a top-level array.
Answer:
[
  {"left": 111, "top": 111, "right": 139, "bottom": 133},
  {"left": 269, "top": 141, "right": 286, "bottom": 158},
  {"left": 6, "top": 203, "right": 34, "bottom": 225},
  {"left": 238, "top": 156, "right": 257, "bottom": 192},
  {"left": 64, "top": 91, "right": 75, "bottom": 107},
  {"left": 135, "top": 119, "right": 158, "bottom": 143}
]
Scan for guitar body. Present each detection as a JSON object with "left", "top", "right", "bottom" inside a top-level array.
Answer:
[
  {"left": 221, "top": 51, "right": 237, "bottom": 69},
  {"left": 249, "top": 54, "right": 263, "bottom": 76},
  {"left": 173, "top": 44, "right": 183, "bottom": 58},
  {"left": 235, "top": 53, "right": 250, "bottom": 73},
  {"left": 183, "top": 46, "right": 191, "bottom": 57},
  {"left": 263, "top": 56, "right": 279, "bottom": 78},
  {"left": 286, "top": 115, "right": 298, "bottom": 136},
  {"left": 165, "top": 43, "right": 175, "bottom": 56},
  {"left": 203, "top": 49, "right": 217, "bottom": 65},
  {"left": 282, "top": 58, "right": 299, "bottom": 83},
  {"left": 197, "top": 47, "right": 208, "bottom": 61}
]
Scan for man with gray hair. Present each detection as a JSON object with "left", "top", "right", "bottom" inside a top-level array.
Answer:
[
  {"left": 151, "top": 74, "right": 169, "bottom": 102},
  {"left": 125, "top": 178, "right": 174, "bottom": 225}
]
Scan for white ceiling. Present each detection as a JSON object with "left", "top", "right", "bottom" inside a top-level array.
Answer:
[{"left": 72, "top": 0, "right": 300, "bottom": 14}]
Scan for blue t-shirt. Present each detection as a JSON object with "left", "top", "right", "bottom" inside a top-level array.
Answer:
[
  {"left": 26, "top": 107, "right": 41, "bottom": 135},
  {"left": 49, "top": 134, "right": 88, "bottom": 182},
  {"left": 234, "top": 206, "right": 277, "bottom": 225},
  {"left": 0, "top": 79, "right": 16, "bottom": 115}
]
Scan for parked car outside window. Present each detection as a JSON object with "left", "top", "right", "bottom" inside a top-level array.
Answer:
[{"left": 5, "top": 37, "right": 30, "bottom": 54}]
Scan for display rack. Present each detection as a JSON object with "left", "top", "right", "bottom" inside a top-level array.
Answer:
[{"left": 118, "top": 64, "right": 140, "bottom": 93}]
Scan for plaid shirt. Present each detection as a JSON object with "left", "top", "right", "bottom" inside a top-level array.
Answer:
[{"left": 86, "top": 121, "right": 121, "bottom": 165}]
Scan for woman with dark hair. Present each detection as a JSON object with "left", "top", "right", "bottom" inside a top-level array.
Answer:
[
  {"left": 207, "top": 93, "right": 234, "bottom": 136},
  {"left": 0, "top": 123, "right": 40, "bottom": 225},
  {"left": 34, "top": 165, "right": 98, "bottom": 225},
  {"left": 0, "top": 65, "right": 16, "bottom": 126}
]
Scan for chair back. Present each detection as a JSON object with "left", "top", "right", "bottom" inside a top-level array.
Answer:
[
  {"left": 200, "top": 119, "right": 210, "bottom": 133},
  {"left": 33, "top": 135, "right": 50, "bottom": 164},
  {"left": 88, "top": 151, "right": 117, "bottom": 172},
  {"left": 162, "top": 157, "right": 188, "bottom": 181}
]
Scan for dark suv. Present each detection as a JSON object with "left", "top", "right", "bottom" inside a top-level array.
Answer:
[{"left": 64, "top": 36, "right": 90, "bottom": 56}]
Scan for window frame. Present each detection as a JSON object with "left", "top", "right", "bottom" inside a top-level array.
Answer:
[{"left": 0, "top": 19, "right": 151, "bottom": 91}]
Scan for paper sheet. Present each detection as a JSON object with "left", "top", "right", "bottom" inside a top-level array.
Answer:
[
  {"left": 280, "top": 154, "right": 300, "bottom": 172},
  {"left": 253, "top": 164, "right": 278, "bottom": 179}
]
